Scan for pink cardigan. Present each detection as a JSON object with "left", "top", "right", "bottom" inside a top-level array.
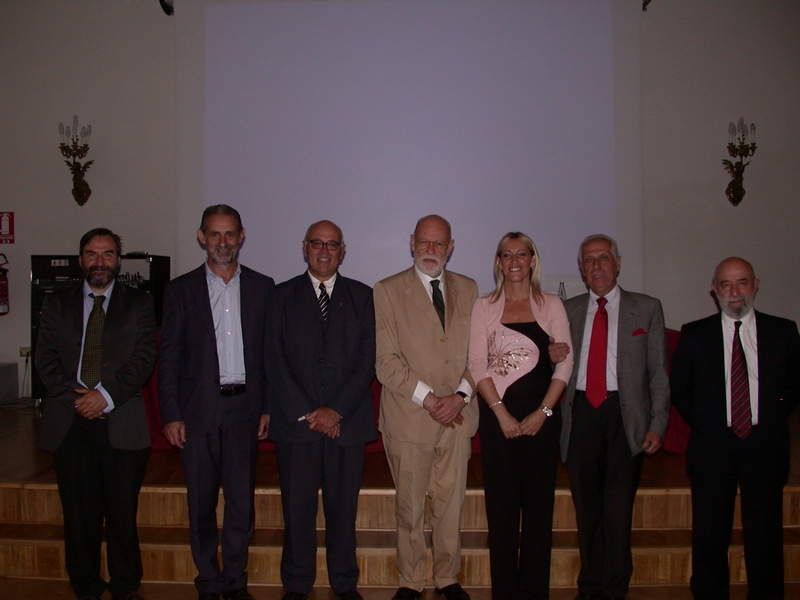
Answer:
[{"left": 468, "top": 290, "right": 573, "bottom": 399}]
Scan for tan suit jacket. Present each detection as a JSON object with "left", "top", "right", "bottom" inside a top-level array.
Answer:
[{"left": 375, "top": 266, "right": 479, "bottom": 442}]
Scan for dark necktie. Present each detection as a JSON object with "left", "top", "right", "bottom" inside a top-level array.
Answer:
[
  {"left": 431, "top": 279, "right": 445, "bottom": 330},
  {"left": 730, "top": 320, "right": 752, "bottom": 439},
  {"left": 585, "top": 297, "right": 608, "bottom": 408},
  {"left": 318, "top": 282, "right": 330, "bottom": 321},
  {"left": 80, "top": 294, "right": 106, "bottom": 389}
]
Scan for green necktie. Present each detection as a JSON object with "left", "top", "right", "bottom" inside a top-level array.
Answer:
[
  {"left": 431, "top": 280, "right": 445, "bottom": 330},
  {"left": 80, "top": 294, "right": 106, "bottom": 389}
]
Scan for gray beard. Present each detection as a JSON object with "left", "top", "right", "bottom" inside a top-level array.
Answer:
[{"left": 716, "top": 294, "right": 753, "bottom": 320}]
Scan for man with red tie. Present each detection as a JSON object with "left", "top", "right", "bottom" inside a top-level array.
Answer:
[
  {"left": 556, "top": 234, "right": 670, "bottom": 600},
  {"left": 671, "top": 257, "right": 800, "bottom": 599}
]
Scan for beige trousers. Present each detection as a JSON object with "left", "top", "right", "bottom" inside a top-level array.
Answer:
[{"left": 383, "top": 427, "right": 472, "bottom": 591}]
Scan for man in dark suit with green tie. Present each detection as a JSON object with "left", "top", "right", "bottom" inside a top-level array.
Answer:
[{"left": 36, "top": 228, "right": 157, "bottom": 600}]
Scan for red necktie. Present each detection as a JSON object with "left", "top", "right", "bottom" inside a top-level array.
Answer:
[
  {"left": 585, "top": 297, "right": 608, "bottom": 408},
  {"left": 730, "top": 320, "right": 752, "bottom": 439}
]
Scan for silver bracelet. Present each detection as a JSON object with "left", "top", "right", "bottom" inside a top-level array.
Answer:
[{"left": 488, "top": 400, "right": 503, "bottom": 408}]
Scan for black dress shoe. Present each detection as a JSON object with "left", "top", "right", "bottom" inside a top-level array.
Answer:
[
  {"left": 574, "top": 594, "right": 601, "bottom": 600},
  {"left": 198, "top": 594, "right": 220, "bottom": 600},
  {"left": 392, "top": 588, "right": 423, "bottom": 600},
  {"left": 334, "top": 591, "right": 364, "bottom": 600},
  {"left": 435, "top": 583, "right": 470, "bottom": 600},
  {"left": 77, "top": 596, "right": 101, "bottom": 600},
  {"left": 222, "top": 590, "right": 256, "bottom": 600},
  {"left": 281, "top": 593, "right": 309, "bottom": 600},
  {"left": 113, "top": 592, "right": 145, "bottom": 600}
]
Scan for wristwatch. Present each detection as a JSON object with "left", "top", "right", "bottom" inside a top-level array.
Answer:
[
  {"left": 456, "top": 391, "right": 470, "bottom": 405},
  {"left": 540, "top": 405, "right": 553, "bottom": 417}
]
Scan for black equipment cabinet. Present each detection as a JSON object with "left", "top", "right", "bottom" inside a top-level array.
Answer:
[{"left": 30, "top": 254, "right": 170, "bottom": 400}]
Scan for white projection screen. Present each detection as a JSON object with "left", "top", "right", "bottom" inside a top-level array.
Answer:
[{"left": 174, "top": 0, "right": 643, "bottom": 295}]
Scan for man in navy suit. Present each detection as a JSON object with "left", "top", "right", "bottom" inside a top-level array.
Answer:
[
  {"left": 36, "top": 228, "right": 157, "bottom": 600},
  {"left": 269, "top": 220, "right": 376, "bottom": 600},
  {"left": 159, "top": 205, "right": 274, "bottom": 600},
  {"left": 671, "top": 257, "right": 800, "bottom": 600}
]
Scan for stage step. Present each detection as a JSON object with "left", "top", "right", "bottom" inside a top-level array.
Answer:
[
  {"left": 3, "top": 480, "right": 800, "bottom": 530},
  {"left": 2, "top": 521, "right": 799, "bottom": 586},
  {"left": 2, "top": 402, "right": 800, "bottom": 591}
]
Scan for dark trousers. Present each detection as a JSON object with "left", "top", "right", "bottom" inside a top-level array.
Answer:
[
  {"left": 566, "top": 393, "right": 643, "bottom": 599},
  {"left": 53, "top": 416, "right": 150, "bottom": 599},
  {"left": 181, "top": 393, "right": 260, "bottom": 595},
  {"left": 688, "top": 432, "right": 788, "bottom": 600},
  {"left": 480, "top": 403, "right": 562, "bottom": 600},
  {"left": 276, "top": 437, "right": 365, "bottom": 594}
]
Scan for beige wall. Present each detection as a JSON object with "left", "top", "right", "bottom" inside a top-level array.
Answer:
[
  {"left": 642, "top": 0, "right": 800, "bottom": 328},
  {"left": 0, "top": 1, "right": 177, "bottom": 394},
  {"left": 1, "top": 1, "right": 798, "bottom": 395}
]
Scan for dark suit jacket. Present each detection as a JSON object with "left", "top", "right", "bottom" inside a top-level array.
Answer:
[
  {"left": 158, "top": 264, "right": 275, "bottom": 434},
  {"left": 560, "top": 287, "right": 671, "bottom": 461},
  {"left": 269, "top": 273, "right": 377, "bottom": 446},
  {"left": 36, "top": 282, "right": 157, "bottom": 452},
  {"left": 670, "top": 310, "right": 800, "bottom": 474}
]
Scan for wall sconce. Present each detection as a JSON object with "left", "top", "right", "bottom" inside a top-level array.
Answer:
[
  {"left": 722, "top": 117, "right": 756, "bottom": 207},
  {"left": 58, "top": 115, "right": 94, "bottom": 206}
]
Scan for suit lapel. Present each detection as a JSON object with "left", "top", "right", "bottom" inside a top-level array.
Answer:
[
  {"left": 443, "top": 270, "right": 458, "bottom": 332},
  {"left": 327, "top": 275, "right": 346, "bottom": 318},
  {"left": 569, "top": 295, "right": 590, "bottom": 366},
  {"left": 190, "top": 265, "right": 216, "bottom": 342},
  {"left": 404, "top": 268, "right": 441, "bottom": 328},
  {"left": 102, "top": 281, "right": 125, "bottom": 333},
  {"left": 300, "top": 273, "right": 325, "bottom": 325},
  {"left": 708, "top": 314, "right": 726, "bottom": 395},
  {"left": 617, "top": 289, "right": 637, "bottom": 359},
  {"left": 67, "top": 286, "right": 85, "bottom": 370}
]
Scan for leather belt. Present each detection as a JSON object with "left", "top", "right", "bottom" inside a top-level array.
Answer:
[{"left": 220, "top": 384, "right": 246, "bottom": 396}]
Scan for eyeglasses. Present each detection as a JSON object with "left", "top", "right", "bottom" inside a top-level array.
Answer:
[
  {"left": 414, "top": 238, "right": 449, "bottom": 251},
  {"left": 305, "top": 239, "right": 343, "bottom": 251}
]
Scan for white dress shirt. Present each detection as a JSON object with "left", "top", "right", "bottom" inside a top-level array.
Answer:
[
  {"left": 206, "top": 263, "right": 246, "bottom": 385},
  {"left": 308, "top": 270, "right": 337, "bottom": 299}
]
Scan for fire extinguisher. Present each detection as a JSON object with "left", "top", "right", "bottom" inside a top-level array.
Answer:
[{"left": 0, "top": 254, "right": 9, "bottom": 316}]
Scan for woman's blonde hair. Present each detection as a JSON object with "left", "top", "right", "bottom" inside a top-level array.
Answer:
[{"left": 490, "top": 231, "right": 543, "bottom": 308}]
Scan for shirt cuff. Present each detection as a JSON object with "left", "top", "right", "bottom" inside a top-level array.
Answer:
[
  {"left": 456, "top": 379, "right": 473, "bottom": 403},
  {"left": 412, "top": 380, "right": 433, "bottom": 407},
  {"left": 96, "top": 384, "right": 115, "bottom": 413}
]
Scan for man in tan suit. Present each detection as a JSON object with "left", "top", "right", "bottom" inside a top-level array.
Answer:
[{"left": 374, "top": 215, "right": 479, "bottom": 600}]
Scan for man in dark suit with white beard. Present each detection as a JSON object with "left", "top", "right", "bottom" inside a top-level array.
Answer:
[{"left": 671, "top": 257, "right": 800, "bottom": 599}]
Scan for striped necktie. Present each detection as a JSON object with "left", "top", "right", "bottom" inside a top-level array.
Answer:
[
  {"left": 318, "top": 282, "right": 330, "bottom": 321},
  {"left": 730, "top": 320, "right": 752, "bottom": 439}
]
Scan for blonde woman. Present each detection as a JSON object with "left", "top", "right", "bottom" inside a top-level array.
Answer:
[{"left": 469, "top": 232, "right": 573, "bottom": 600}]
